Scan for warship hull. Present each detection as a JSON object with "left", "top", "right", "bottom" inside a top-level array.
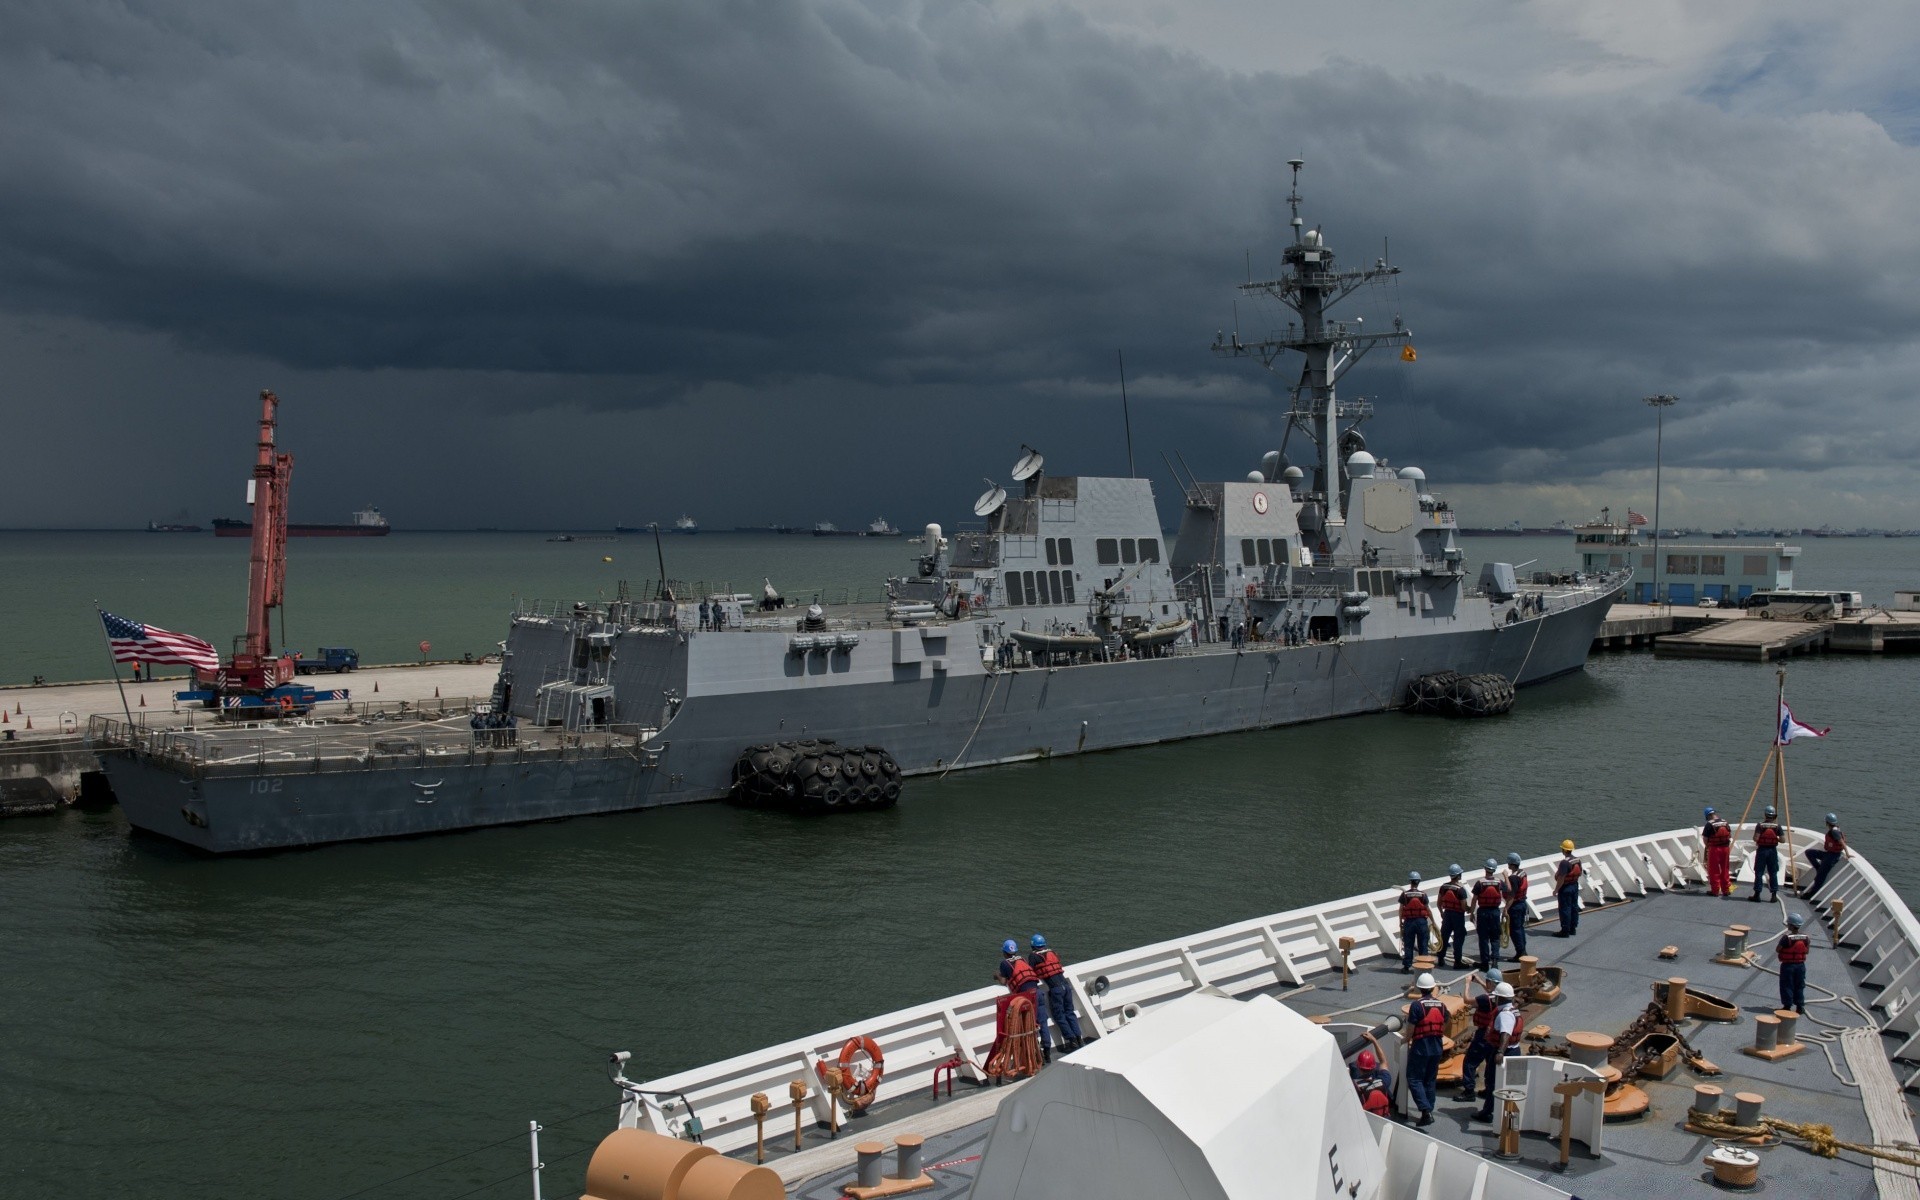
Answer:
[{"left": 104, "top": 582, "right": 1615, "bottom": 852}]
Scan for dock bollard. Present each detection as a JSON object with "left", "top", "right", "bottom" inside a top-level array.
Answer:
[
  {"left": 1517, "top": 956, "right": 1539, "bottom": 989},
  {"left": 1774, "top": 1009, "right": 1800, "bottom": 1046},
  {"left": 1566, "top": 1031, "right": 1611, "bottom": 1071},
  {"left": 895, "top": 1133, "right": 925, "bottom": 1179},
  {"left": 1691, "top": 1084, "right": 1724, "bottom": 1120},
  {"left": 1665, "top": 977, "right": 1690, "bottom": 1022},
  {"left": 855, "top": 1142, "right": 885, "bottom": 1189},
  {"left": 1752, "top": 1014, "right": 1779, "bottom": 1053},
  {"left": 1734, "top": 1091, "right": 1765, "bottom": 1127}
]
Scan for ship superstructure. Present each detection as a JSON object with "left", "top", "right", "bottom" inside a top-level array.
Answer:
[{"left": 94, "top": 165, "right": 1628, "bottom": 851}]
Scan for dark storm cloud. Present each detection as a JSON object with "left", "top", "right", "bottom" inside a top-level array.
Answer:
[{"left": 3, "top": 0, "right": 1919, "bottom": 528}]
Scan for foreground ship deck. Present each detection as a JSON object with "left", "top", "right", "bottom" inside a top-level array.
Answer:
[{"left": 601, "top": 828, "right": 1920, "bottom": 1199}]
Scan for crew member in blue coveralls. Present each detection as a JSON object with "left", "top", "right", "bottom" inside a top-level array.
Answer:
[
  {"left": 1751, "top": 806, "right": 1784, "bottom": 902},
  {"left": 1404, "top": 972, "right": 1446, "bottom": 1127},
  {"left": 1553, "top": 840, "right": 1583, "bottom": 936},
  {"left": 1471, "top": 859, "right": 1506, "bottom": 971},
  {"left": 1399, "top": 872, "right": 1432, "bottom": 973},
  {"left": 1436, "top": 866, "right": 1469, "bottom": 970},
  {"left": 1804, "top": 813, "right": 1852, "bottom": 900},
  {"left": 997, "top": 939, "right": 1050, "bottom": 1062},
  {"left": 1503, "top": 852, "right": 1531, "bottom": 962},
  {"left": 1027, "top": 934, "right": 1084, "bottom": 1053},
  {"left": 1457, "top": 971, "right": 1501, "bottom": 1103},
  {"left": 1775, "top": 913, "right": 1811, "bottom": 1014},
  {"left": 1473, "top": 983, "right": 1522, "bottom": 1123}
]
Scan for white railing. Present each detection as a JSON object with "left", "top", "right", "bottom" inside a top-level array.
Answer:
[{"left": 625, "top": 825, "right": 1912, "bottom": 1154}]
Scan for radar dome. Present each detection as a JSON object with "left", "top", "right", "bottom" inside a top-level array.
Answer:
[
  {"left": 1346, "top": 450, "right": 1376, "bottom": 478},
  {"left": 1282, "top": 466, "right": 1304, "bottom": 484},
  {"left": 1399, "top": 466, "right": 1426, "bottom": 484},
  {"left": 1247, "top": 471, "right": 1265, "bottom": 483},
  {"left": 1304, "top": 229, "right": 1322, "bottom": 247}
]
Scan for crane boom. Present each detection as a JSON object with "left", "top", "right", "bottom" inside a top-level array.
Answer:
[{"left": 245, "top": 389, "right": 293, "bottom": 659}]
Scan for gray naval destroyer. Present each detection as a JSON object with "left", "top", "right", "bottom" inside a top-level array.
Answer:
[{"left": 96, "top": 166, "right": 1627, "bottom": 851}]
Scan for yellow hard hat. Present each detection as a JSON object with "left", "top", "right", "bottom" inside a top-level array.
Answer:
[{"left": 1560, "top": 839, "right": 1576, "bottom": 852}]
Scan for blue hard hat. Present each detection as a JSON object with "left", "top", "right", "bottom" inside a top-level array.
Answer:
[
  {"left": 1002, "top": 938, "right": 1017, "bottom": 955},
  {"left": 1408, "top": 870, "right": 1422, "bottom": 883},
  {"left": 1787, "top": 913, "right": 1805, "bottom": 928},
  {"left": 1765, "top": 806, "right": 1776, "bottom": 817},
  {"left": 1448, "top": 863, "right": 1462, "bottom": 877},
  {"left": 1485, "top": 858, "right": 1498, "bottom": 871},
  {"left": 1030, "top": 934, "right": 1047, "bottom": 949},
  {"left": 1826, "top": 812, "right": 1838, "bottom": 824},
  {"left": 1507, "top": 852, "right": 1522, "bottom": 865},
  {"left": 1703, "top": 806, "right": 1716, "bottom": 817}
]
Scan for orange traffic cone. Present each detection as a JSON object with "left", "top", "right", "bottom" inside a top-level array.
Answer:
[
  {"left": 373, "top": 680, "right": 380, "bottom": 693},
  {"left": 434, "top": 686, "right": 440, "bottom": 698},
  {"left": 24, "top": 715, "right": 31, "bottom": 729},
  {"left": 139, "top": 693, "right": 147, "bottom": 707},
  {"left": 2, "top": 709, "right": 9, "bottom": 724}
]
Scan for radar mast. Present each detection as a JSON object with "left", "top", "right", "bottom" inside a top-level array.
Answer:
[{"left": 1212, "top": 160, "right": 1410, "bottom": 530}]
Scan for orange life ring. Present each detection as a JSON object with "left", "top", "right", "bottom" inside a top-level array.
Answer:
[
  {"left": 956, "top": 595, "right": 969, "bottom": 614},
  {"left": 1245, "top": 583, "right": 1257, "bottom": 600},
  {"left": 817, "top": 1035, "right": 884, "bottom": 1113},
  {"left": 276, "top": 694, "right": 294, "bottom": 713}
]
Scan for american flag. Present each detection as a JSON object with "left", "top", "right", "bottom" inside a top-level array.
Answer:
[
  {"left": 1627, "top": 510, "right": 1649, "bottom": 527},
  {"left": 100, "top": 611, "right": 221, "bottom": 672}
]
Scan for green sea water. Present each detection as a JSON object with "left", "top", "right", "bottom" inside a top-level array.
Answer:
[{"left": 2, "top": 531, "right": 1918, "bottom": 1199}]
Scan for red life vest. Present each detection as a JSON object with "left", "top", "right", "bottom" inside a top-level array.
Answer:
[
  {"left": 1557, "top": 856, "right": 1583, "bottom": 888},
  {"left": 1825, "top": 827, "right": 1846, "bottom": 853},
  {"left": 1399, "top": 889, "right": 1431, "bottom": 921},
  {"left": 1778, "top": 933, "right": 1810, "bottom": 964},
  {"left": 1471, "top": 993, "right": 1496, "bottom": 1030},
  {"left": 1357, "top": 1077, "right": 1392, "bottom": 1116},
  {"left": 1505, "top": 869, "right": 1530, "bottom": 904},
  {"left": 1704, "top": 818, "right": 1732, "bottom": 847},
  {"left": 1408, "top": 998, "right": 1446, "bottom": 1041},
  {"left": 1473, "top": 878, "right": 1505, "bottom": 909},
  {"left": 1030, "top": 949, "right": 1064, "bottom": 980},
  {"left": 1004, "top": 958, "right": 1038, "bottom": 991},
  {"left": 1438, "top": 883, "right": 1468, "bottom": 913},
  {"left": 1755, "top": 822, "right": 1782, "bottom": 848}
]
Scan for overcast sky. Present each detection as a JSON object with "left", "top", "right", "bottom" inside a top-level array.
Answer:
[{"left": 5, "top": 0, "right": 1919, "bottom": 530}]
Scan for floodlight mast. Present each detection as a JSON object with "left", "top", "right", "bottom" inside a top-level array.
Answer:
[{"left": 1212, "top": 159, "right": 1409, "bottom": 524}]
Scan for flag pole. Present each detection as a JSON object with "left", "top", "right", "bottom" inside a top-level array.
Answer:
[
  {"left": 1775, "top": 666, "right": 1797, "bottom": 889},
  {"left": 95, "top": 605, "right": 138, "bottom": 733}
]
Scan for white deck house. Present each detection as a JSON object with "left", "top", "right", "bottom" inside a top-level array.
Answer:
[{"left": 1572, "top": 520, "right": 1796, "bottom": 604}]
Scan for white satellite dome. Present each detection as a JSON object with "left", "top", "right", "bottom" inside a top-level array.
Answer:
[
  {"left": 1399, "top": 466, "right": 1426, "bottom": 484},
  {"left": 1346, "top": 450, "right": 1376, "bottom": 478}
]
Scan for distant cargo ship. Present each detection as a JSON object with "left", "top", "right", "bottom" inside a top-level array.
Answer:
[
  {"left": 146, "top": 520, "right": 203, "bottom": 533},
  {"left": 213, "top": 505, "right": 390, "bottom": 537}
]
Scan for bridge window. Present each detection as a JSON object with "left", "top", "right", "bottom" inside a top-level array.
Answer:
[
  {"left": 1138, "top": 538, "right": 1160, "bottom": 563},
  {"left": 1006, "top": 573, "right": 1024, "bottom": 606},
  {"left": 1063, "top": 574, "right": 1075, "bottom": 603},
  {"left": 1024, "top": 571, "right": 1039, "bottom": 603},
  {"left": 1045, "top": 539, "right": 1057, "bottom": 565},
  {"left": 1121, "top": 540, "right": 1137, "bottom": 564},
  {"left": 1096, "top": 538, "right": 1120, "bottom": 565},
  {"left": 1256, "top": 540, "right": 1272, "bottom": 566},
  {"left": 1057, "top": 539, "right": 1074, "bottom": 565},
  {"left": 1241, "top": 538, "right": 1257, "bottom": 566}
]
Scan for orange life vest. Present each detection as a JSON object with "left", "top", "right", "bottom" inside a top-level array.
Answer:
[
  {"left": 1004, "top": 958, "right": 1038, "bottom": 991},
  {"left": 1557, "top": 855, "right": 1582, "bottom": 889},
  {"left": 1755, "top": 822, "right": 1782, "bottom": 848},
  {"left": 1505, "top": 869, "right": 1530, "bottom": 904},
  {"left": 1029, "top": 949, "right": 1064, "bottom": 980},
  {"left": 1437, "top": 882, "right": 1467, "bottom": 913},
  {"left": 1778, "top": 933, "right": 1810, "bottom": 964},
  {"left": 1358, "top": 1077, "right": 1392, "bottom": 1116},
  {"left": 1399, "top": 889, "right": 1431, "bottom": 921},
  {"left": 1704, "top": 818, "right": 1732, "bottom": 847},
  {"left": 1408, "top": 997, "right": 1446, "bottom": 1042},
  {"left": 1473, "top": 878, "right": 1505, "bottom": 909},
  {"left": 1471, "top": 993, "right": 1496, "bottom": 1031}
]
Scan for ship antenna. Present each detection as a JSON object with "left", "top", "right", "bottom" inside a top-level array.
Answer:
[
  {"left": 1286, "top": 158, "right": 1305, "bottom": 246},
  {"left": 1117, "top": 349, "right": 1136, "bottom": 478}
]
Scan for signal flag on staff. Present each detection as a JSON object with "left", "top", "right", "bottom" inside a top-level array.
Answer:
[{"left": 1400, "top": 344, "right": 1417, "bottom": 362}]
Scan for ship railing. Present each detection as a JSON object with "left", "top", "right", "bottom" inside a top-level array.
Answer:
[
  {"left": 626, "top": 825, "right": 1855, "bottom": 1156},
  {"left": 89, "top": 713, "right": 659, "bottom": 776}
]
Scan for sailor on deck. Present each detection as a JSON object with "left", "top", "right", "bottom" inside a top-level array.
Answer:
[
  {"left": 1702, "top": 806, "right": 1734, "bottom": 897},
  {"left": 1351, "top": 1049, "right": 1394, "bottom": 1118},
  {"left": 1553, "top": 840, "right": 1583, "bottom": 937},
  {"left": 1503, "top": 852, "right": 1531, "bottom": 961},
  {"left": 1804, "top": 813, "right": 1852, "bottom": 900},
  {"left": 1404, "top": 972, "right": 1445, "bottom": 1127},
  {"left": 1027, "top": 935, "right": 1083, "bottom": 1053},
  {"left": 1399, "top": 872, "right": 1432, "bottom": 973},
  {"left": 1436, "top": 866, "right": 1469, "bottom": 970},
  {"left": 1751, "top": 806, "right": 1784, "bottom": 902},
  {"left": 995, "top": 938, "right": 1049, "bottom": 1062},
  {"left": 1471, "top": 859, "right": 1506, "bottom": 971},
  {"left": 1473, "top": 983, "right": 1521, "bottom": 1123},
  {"left": 1776, "top": 913, "right": 1811, "bottom": 1014}
]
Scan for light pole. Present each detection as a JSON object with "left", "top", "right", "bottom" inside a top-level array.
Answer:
[{"left": 1643, "top": 394, "right": 1678, "bottom": 607}]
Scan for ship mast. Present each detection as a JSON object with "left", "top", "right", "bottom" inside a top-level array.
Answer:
[
  {"left": 1213, "top": 160, "right": 1409, "bottom": 530},
  {"left": 244, "top": 389, "right": 293, "bottom": 659}
]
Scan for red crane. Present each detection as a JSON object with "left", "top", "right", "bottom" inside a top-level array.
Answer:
[{"left": 221, "top": 390, "right": 296, "bottom": 692}]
